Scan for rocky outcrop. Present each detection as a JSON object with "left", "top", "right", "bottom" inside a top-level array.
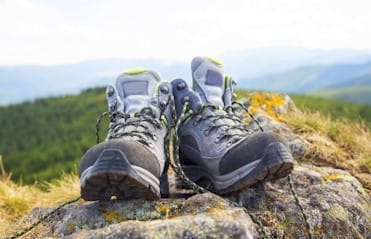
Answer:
[
  {"left": 18, "top": 93, "right": 370, "bottom": 239},
  {"left": 20, "top": 162, "right": 371, "bottom": 238},
  {"left": 25, "top": 192, "right": 257, "bottom": 238},
  {"left": 22, "top": 164, "right": 370, "bottom": 239},
  {"left": 235, "top": 164, "right": 370, "bottom": 239}
]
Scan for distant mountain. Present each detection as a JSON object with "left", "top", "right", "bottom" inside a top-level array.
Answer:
[
  {"left": 221, "top": 46, "right": 371, "bottom": 79},
  {"left": 1, "top": 46, "right": 371, "bottom": 105},
  {"left": 238, "top": 59, "right": 371, "bottom": 104},
  {"left": 0, "top": 59, "right": 189, "bottom": 105},
  {"left": 324, "top": 72, "right": 371, "bottom": 89}
]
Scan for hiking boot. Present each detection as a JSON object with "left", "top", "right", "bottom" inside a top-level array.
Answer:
[
  {"left": 171, "top": 57, "right": 295, "bottom": 194},
  {"left": 79, "top": 68, "right": 172, "bottom": 201}
]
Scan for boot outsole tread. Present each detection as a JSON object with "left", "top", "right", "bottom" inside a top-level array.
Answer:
[
  {"left": 80, "top": 149, "right": 160, "bottom": 201},
  {"left": 176, "top": 142, "right": 295, "bottom": 195}
]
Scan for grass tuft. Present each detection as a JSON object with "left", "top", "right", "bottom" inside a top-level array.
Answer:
[
  {"left": 0, "top": 155, "right": 80, "bottom": 237},
  {"left": 282, "top": 110, "right": 371, "bottom": 191}
]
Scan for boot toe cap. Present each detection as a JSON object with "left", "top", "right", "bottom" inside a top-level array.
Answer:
[
  {"left": 79, "top": 139, "right": 161, "bottom": 178},
  {"left": 219, "top": 132, "right": 288, "bottom": 175}
]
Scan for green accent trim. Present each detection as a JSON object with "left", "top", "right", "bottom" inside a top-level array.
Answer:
[
  {"left": 153, "top": 80, "right": 166, "bottom": 96},
  {"left": 225, "top": 75, "right": 231, "bottom": 88},
  {"left": 160, "top": 114, "right": 168, "bottom": 124},
  {"left": 153, "top": 81, "right": 163, "bottom": 96},
  {"left": 124, "top": 67, "right": 150, "bottom": 75},
  {"left": 207, "top": 57, "right": 223, "bottom": 66}
]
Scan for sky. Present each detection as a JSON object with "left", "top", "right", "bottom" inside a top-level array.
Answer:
[{"left": 0, "top": 0, "right": 371, "bottom": 65}]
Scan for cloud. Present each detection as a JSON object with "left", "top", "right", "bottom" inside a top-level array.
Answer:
[
  {"left": 0, "top": 0, "right": 371, "bottom": 65},
  {"left": 0, "top": 0, "right": 105, "bottom": 64}
]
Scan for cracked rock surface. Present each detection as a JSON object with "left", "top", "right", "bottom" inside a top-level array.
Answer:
[
  {"left": 21, "top": 94, "right": 370, "bottom": 239},
  {"left": 23, "top": 164, "right": 369, "bottom": 239}
]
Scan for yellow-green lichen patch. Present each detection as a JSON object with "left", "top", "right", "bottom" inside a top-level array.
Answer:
[
  {"left": 247, "top": 92, "right": 287, "bottom": 121},
  {"left": 103, "top": 210, "right": 124, "bottom": 223},
  {"left": 328, "top": 203, "right": 349, "bottom": 221},
  {"left": 158, "top": 204, "right": 170, "bottom": 214},
  {"left": 322, "top": 173, "right": 343, "bottom": 181},
  {"left": 322, "top": 173, "right": 354, "bottom": 183},
  {"left": 207, "top": 204, "right": 226, "bottom": 214},
  {"left": 185, "top": 193, "right": 229, "bottom": 216},
  {"left": 66, "top": 222, "right": 76, "bottom": 232},
  {"left": 156, "top": 204, "right": 170, "bottom": 219},
  {"left": 154, "top": 199, "right": 184, "bottom": 219}
]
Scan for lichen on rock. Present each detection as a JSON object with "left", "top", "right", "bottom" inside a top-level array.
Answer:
[{"left": 15, "top": 93, "right": 370, "bottom": 239}]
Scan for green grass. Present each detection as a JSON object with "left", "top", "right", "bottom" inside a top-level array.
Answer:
[
  {"left": 0, "top": 87, "right": 108, "bottom": 183},
  {"left": 235, "top": 89, "right": 371, "bottom": 127},
  {"left": 308, "top": 86, "right": 371, "bottom": 105},
  {"left": 289, "top": 94, "right": 371, "bottom": 127}
]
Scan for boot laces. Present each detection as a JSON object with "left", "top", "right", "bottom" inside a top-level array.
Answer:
[
  {"left": 96, "top": 106, "right": 169, "bottom": 147},
  {"left": 181, "top": 103, "right": 255, "bottom": 145},
  {"left": 109, "top": 108, "right": 164, "bottom": 146}
]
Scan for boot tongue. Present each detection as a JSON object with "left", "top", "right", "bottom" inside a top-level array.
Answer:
[
  {"left": 192, "top": 56, "right": 225, "bottom": 107},
  {"left": 115, "top": 68, "right": 160, "bottom": 114}
]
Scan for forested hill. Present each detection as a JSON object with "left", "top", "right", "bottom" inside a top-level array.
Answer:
[
  {"left": 1, "top": 88, "right": 370, "bottom": 184},
  {"left": 0, "top": 87, "right": 108, "bottom": 183}
]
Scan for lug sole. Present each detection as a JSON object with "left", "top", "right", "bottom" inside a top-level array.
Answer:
[
  {"left": 80, "top": 149, "right": 160, "bottom": 201},
  {"left": 178, "top": 142, "right": 295, "bottom": 194}
]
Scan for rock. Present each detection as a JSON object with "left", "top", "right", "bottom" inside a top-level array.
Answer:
[
  {"left": 20, "top": 164, "right": 369, "bottom": 239},
  {"left": 244, "top": 92, "right": 307, "bottom": 159},
  {"left": 23, "top": 193, "right": 257, "bottom": 239},
  {"left": 245, "top": 92, "right": 297, "bottom": 117},
  {"left": 17, "top": 93, "right": 370, "bottom": 239},
  {"left": 232, "top": 164, "right": 370, "bottom": 239}
]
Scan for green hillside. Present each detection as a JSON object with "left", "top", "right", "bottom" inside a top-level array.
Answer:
[
  {"left": 290, "top": 93, "right": 371, "bottom": 124},
  {"left": 308, "top": 86, "right": 371, "bottom": 105},
  {"left": 1, "top": 88, "right": 370, "bottom": 184},
  {"left": 0, "top": 88, "right": 108, "bottom": 183}
]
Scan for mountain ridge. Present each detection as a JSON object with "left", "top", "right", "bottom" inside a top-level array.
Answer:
[
  {"left": 239, "top": 58, "right": 371, "bottom": 104},
  {"left": 2, "top": 46, "right": 371, "bottom": 105}
]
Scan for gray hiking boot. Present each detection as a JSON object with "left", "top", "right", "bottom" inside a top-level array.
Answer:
[
  {"left": 171, "top": 57, "right": 295, "bottom": 194},
  {"left": 79, "top": 68, "right": 172, "bottom": 201}
]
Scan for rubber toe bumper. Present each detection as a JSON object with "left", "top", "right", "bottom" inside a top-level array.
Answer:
[{"left": 80, "top": 149, "right": 160, "bottom": 201}]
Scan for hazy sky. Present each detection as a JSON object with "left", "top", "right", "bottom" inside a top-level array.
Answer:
[{"left": 1, "top": 0, "right": 371, "bottom": 65}]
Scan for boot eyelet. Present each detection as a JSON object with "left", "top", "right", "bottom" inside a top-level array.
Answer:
[
  {"left": 108, "top": 90, "right": 114, "bottom": 97},
  {"left": 159, "top": 101, "right": 166, "bottom": 109},
  {"left": 193, "top": 116, "right": 201, "bottom": 126},
  {"left": 182, "top": 96, "right": 191, "bottom": 104},
  {"left": 177, "top": 82, "right": 186, "bottom": 90},
  {"left": 109, "top": 101, "right": 116, "bottom": 112},
  {"left": 160, "top": 86, "right": 169, "bottom": 94}
]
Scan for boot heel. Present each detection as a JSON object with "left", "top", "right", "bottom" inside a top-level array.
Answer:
[
  {"left": 160, "top": 161, "right": 170, "bottom": 198},
  {"left": 175, "top": 165, "right": 205, "bottom": 189}
]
